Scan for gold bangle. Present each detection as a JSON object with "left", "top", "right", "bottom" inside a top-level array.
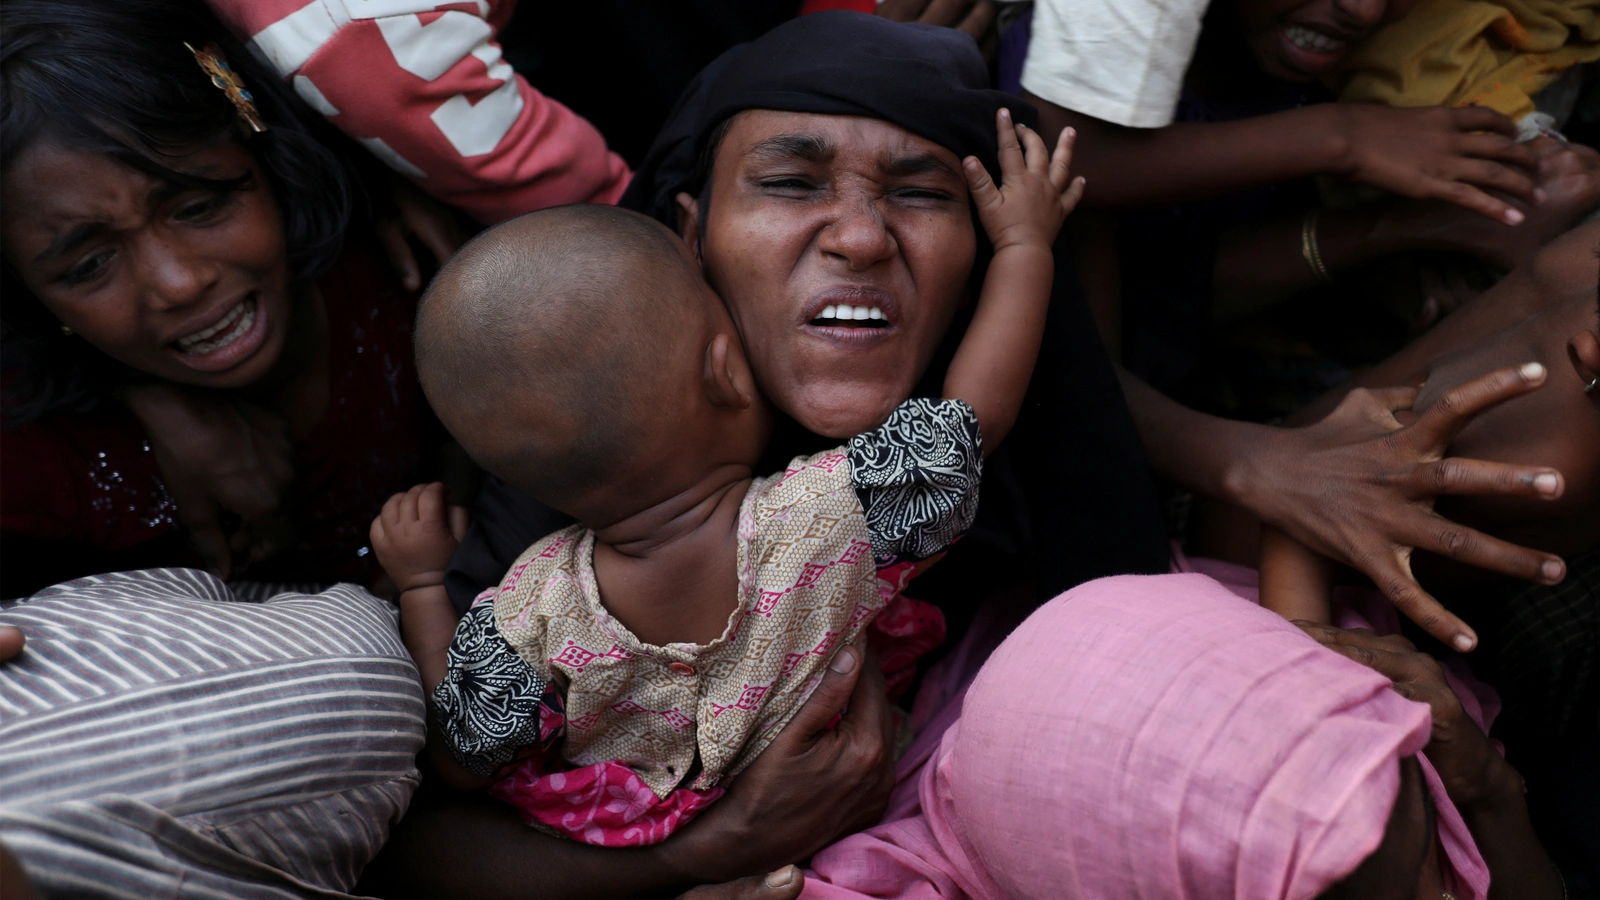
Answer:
[{"left": 1300, "top": 208, "right": 1333, "bottom": 284}]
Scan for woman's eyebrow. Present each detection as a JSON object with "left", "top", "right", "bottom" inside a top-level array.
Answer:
[
  {"left": 33, "top": 222, "right": 104, "bottom": 262},
  {"left": 880, "top": 153, "right": 960, "bottom": 181},
  {"left": 747, "top": 134, "right": 834, "bottom": 164}
]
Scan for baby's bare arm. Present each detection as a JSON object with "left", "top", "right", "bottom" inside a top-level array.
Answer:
[{"left": 944, "top": 111, "right": 1084, "bottom": 454}]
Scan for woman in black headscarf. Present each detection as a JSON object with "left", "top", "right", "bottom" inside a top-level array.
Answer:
[{"left": 374, "top": 12, "right": 1167, "bottom": 899}]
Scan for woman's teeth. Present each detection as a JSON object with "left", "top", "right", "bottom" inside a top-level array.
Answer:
[
  {"left": 813, "top": 303, "right": 887, "bottom": 325},
  {"left": 176, "top": 298, "right": 256, "bottom": 355},
  {"left": 1285, "top": 24, "right": 1346, "bottom": 54}
]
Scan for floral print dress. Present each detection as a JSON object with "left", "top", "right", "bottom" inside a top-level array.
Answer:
[{"left": 432, "top": 399, "right": 982, "bottom": 845}]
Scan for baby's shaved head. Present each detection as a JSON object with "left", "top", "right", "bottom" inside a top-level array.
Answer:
[{"left": 417, "top": 205, "right": 712, "bottom": 507}]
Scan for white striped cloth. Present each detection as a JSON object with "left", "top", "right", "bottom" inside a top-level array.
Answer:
[{"left": 0, "top": 569, "right": 426, "bottom": 898}]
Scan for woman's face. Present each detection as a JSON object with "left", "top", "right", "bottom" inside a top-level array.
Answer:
[
  {"left": 2, "top": 138, "right": 294, "bottom": 390},
  {"left": 1320, "top": 756, "right": 1439, "bottom": 900},
  {"left": 681, "top": 110, "right": 977, "bottom": 439},
  {"left": 1233, "top": 0, "right": 1420, "bottom": 81}
]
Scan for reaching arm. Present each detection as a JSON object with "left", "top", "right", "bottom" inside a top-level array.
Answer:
[
  {"left": 946, "top": 110, "right": 1085, "bottom": 452},
  {"left": 1026, "top": 95, "right": 1539, "bottom": 223},
  {"left": 1121, "top": 365, "right": 1566, "bottom": 651},
  {"left": 1258, "top": 527, "right": 1332, "bottom": 625}
]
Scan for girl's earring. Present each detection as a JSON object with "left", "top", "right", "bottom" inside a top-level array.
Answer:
[{"left": 59, "top": 324, "right": 73, "bottom": 336}]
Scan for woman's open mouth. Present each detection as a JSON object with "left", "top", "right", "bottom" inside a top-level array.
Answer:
[
  {"left": 169, "top": 294, "right": 268, "bottom": 373},
  {"left": 1284, "top": 24, "right": 1348, "bottom": 55},
  {"left": 810, "top": 302, "right": 891, "bottom": 329}
]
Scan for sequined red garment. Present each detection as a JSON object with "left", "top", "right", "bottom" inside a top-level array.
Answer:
[{"left": 1, "top": 242, "right": 425, "bottom": 594}]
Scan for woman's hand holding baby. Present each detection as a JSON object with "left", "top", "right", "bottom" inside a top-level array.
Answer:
[{"left": 668, "top": 639, "right": 895, "bottom": 884}]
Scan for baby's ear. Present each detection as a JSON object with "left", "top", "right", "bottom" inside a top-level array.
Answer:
[{"left": 703, "top": 332, "right": 755, "bottom": 410}]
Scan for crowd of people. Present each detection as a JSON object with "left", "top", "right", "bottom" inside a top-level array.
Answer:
[{"left": 0, "top": 0, "right": 1596, "bottom": 897}]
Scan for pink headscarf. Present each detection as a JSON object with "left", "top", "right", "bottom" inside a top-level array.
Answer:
[{"left": 807, "top": 574, "right": 1486, "bottom": 900}]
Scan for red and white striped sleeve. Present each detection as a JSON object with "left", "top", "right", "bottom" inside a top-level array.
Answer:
[{"left": 211, "top": 0, "right": 631, "bottom": 224}]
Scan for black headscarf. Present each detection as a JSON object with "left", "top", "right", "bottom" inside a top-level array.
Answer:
[{"left": 619, "top": 10, "right": 1036, "bottom": 225}]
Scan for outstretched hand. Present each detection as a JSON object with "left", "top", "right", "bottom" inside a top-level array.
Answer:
[
  {"left": 1335, "top": 104, "right": 1541, "bottom": 225},
  {"left": 964, "top": 109, "right": 1085, "bottom": 254},
  {"left": 1241, "top": 364, "right": 1567, "bottom": 651}
]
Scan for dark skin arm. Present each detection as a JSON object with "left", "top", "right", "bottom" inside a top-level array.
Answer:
[
  {"left": 358, "top": 639, "right": 895, "bottom": 900},
  {"left": 1298, "top": 623, "right": 1564, "bottom": 900},
  {"left": 1212, "top": 138, "right": 1600, "bottom": 318},
  {"left": 1025, "top": 95, "right": 1539, "bottom": 223},
  {"left": 1119, "top": 364, "right": 1566, "bottom": 651}
]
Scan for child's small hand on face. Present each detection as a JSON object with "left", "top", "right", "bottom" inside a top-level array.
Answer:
[
  {"left": 370, "top": 482, "right": 469, "bottom": 593},
  {"left": 963, "top": 109, "right": 1085, "bottom": 255}
]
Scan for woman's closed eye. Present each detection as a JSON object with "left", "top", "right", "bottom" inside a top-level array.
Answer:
[
  {"left": 172, "top": 191, "right": 238, "bottom": 225},
  {"left": 889, "top": 186, "right": 957, "bottom": 203},
  {"left": 756, "top": 175, "right": 823, "bottom": 194},
  {"left": 60, "top": 247, "right": 115, "bottom": 287}
]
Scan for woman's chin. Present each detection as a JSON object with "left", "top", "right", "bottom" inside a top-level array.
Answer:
[{"left": 786, "top": 383, "right": 906, "bottom": 439}]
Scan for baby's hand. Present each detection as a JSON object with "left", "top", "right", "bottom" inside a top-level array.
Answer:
[
  {"left": 963, "top": 109, "right": 1085, "bottom": 254},
  {"left": 370, "top": 483, "right": 469, "bottom": 593}
]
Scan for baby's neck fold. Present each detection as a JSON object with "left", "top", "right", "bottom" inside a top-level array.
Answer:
[{"left": 591, "top": 463, "right": 754, "bottom": 557}]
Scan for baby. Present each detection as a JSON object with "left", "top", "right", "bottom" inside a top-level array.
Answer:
[
  {"left": 372, "top": 112, "right": 1082, "bottom": 846},
  {"left": 1261, "top": 222, "right": 1600, "bottom": 631}
]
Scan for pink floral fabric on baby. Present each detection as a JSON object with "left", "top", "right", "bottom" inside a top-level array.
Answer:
[{"left": 430, "top": 399, "right": 981, "bottom": 845}]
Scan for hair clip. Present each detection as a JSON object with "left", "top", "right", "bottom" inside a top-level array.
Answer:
[{"left": 186, "top": 42, "right": 266, "bottom": 133}]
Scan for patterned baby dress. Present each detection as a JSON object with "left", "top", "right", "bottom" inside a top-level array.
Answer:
[{"left": 432, "top": 398, "right": 981, "bottom": 845}]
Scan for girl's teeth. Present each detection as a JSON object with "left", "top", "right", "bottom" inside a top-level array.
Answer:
[
  {"left": 178, "top": 299, "right": 255, "bottom": 355},
  {"left": 822, "top": 305, "right": 838, "bottom": 318},
  {"left": 852, "top": 306, "right": 870, "bottom": 320},
  {"left": 1286, "top": 24, "right": 1345, "bottom": 53}
]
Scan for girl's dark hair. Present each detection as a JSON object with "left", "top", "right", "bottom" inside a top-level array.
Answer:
[{"left": 0, "top": 0, "right": 355, "bottom": 424}]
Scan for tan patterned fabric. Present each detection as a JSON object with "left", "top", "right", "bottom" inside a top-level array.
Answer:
[{"left": 490, "top": 449, "right": 886, "bottom": 798}]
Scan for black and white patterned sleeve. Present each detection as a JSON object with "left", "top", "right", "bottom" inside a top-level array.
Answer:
[
  {"left": 847, "top": 398, "right": 982, "bottom": 566},
  {"left": 430, "top": 601, "right": 549, "bottom": 778}
]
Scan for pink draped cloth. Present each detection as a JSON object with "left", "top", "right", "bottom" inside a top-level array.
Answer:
[{"left": 804, "top": 572, "right": 1494, "bottom": 900}]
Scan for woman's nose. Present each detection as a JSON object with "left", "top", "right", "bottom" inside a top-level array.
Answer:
[
  {"left": 137, "top": 236, "right": 218, "bottom": 312},
  {"left": 816, "top": 195, "right": 897, "bottom": 271}
]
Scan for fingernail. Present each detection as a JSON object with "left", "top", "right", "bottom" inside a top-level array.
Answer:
[
  {"left": 1532, "top": 472, "right": 1559, "bottom": 495},
  {"left": 1534, "top": 188, "right": 1548, "bottom": 204},
  {"left": 1000, "top": 108, "right": 1011, "bottom": 121},
  {"left": 1543, "top": 559, "right": 1566, "bottom": 582},
  {"left": 1520, "top": 361, "right": 1545, "bottom": 380},
  {"left": 1453, "top": 634, "right": 1475, "bottom": 652},
  {"left": 829, "top": 647, "right": 858, "bottom": 674},
  {"left": 766, "top": 865, "right": 797, "bottom": 888},
  {"left": 1505, "top": 208, "right": 1525, "bottom": 224}
]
